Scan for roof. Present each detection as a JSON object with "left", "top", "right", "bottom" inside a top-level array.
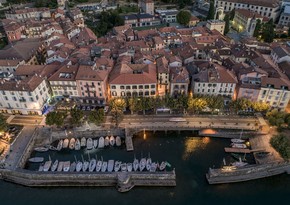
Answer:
[
  {"left": 123, "top": 13, "right": 154, "bottom": 20},
  {"left": 0, "top": 59, "right": 21, "bottom": 66},
  {"left": 272, "top": 46, "right": 289, "bottom": 58},
  {"left": 217, "top": 0, "right": 280, "bottom": 8},
  {"left": 261, "top": 76, "right": 290, "bottom": 90},
  {"left": 48, "top": 64, "right": 79, "bottom": 81},
  {"left": 156, "top": 56, "right": 169, "bottom": 74},
  {"left": 170, "top": 67, "right": 190, "bottom": 84},
  {"left": 75, "top": 65, "right": 109, "bottom": 81},
  {"left": 235, "top": 9, "right": 263, "bottom": 19}
]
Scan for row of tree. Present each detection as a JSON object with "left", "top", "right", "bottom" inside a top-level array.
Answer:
[
  {"left": 266, "top": 109, "right": 290, "bottom": 128},
  {"left": 270, "top": 134, "right": 290, "bottom": 159}
]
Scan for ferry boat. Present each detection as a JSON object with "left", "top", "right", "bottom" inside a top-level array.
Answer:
[
  {"left": 63, "top": 138, "right": 69, "bottom": 149},
  {"left": 89, "top": 159, "right": 96, "bottom": 172},
  {"left": 86, "top": 138, "right": 93, "bottom": 150},
  {"left": 98, "top": 137, "right": 105, "bottom": 148},
  {"left": 63, "top": 161, "right": 71, "bottom": 172},
  {"left": 57, "top": 140, "right": 63, "bottom": 151},
  {"left": 28, "top": 157, "right": 44, "bottom": 163},
  {"left": 96, "top": 160, "right": 102, "bottom": 172},
  {"left": 116, "top": 136, "right": 121, "bottom": 146},
  {"left": 69, "top": 138, "right": 76, "bottom": 150},
  {"left": 70, "top": 162, "right": 76, "bottom": 172},
  {"left": 93, "top": 139, "right": 98, "bottom": 149},
  {"left": 76, "top": 161, "right": 82, "bottom": 172},
  {"left": 133, "top": 158, "right": 139, "bottom": 172},
  {"left": 109, "top": 136, "right": 115, "bottom": 146},
  {"left": 104, "top": 136, "right": 110, "bottom": 147},
  {"left": 114, "top": 161, "right": 121, "bottom": 172},
  {"left": 75, "top": 139, "right": 81, "bottom": 150},
  {"left": 34, "top": 146, "right": 49, "bottom": 152},
  {"left": 159, "top": 161, "right": 167, "bottom": 171},
  {"left": 51, "top": 160, "right": 59, "bottom": 172},
  {"left": 80, "top": 137, "right": 86, "bottom": 147},
  {"left": 127, "top": 163, "right": 133, "bottom": 172},
  {"left": 57, "top": 161, "right": 64, "bottom": 172},
  {"left": 108, "top": 160, "right": 114, "bottom": 172},
  {"left": 101, "top": 161, "right": 108, "bottom": 172}
]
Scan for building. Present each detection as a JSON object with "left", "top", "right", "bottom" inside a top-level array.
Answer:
[
  {"left": 206, "top": 20, "right": 225, "bottom": 34},
  {"left": 271, "top": 46, "right": 290, "bottom": 64},
  {"left": 214, "top": 0, "right": 281, "bottom": 22},
  {"left": 157, "top": 10, "right": 178, "bottom": 23},
  {"left": 5, "top": 8, "right": 51, "bottom": 21},
  {"left": 139, "top": 0, "right": 154, "bottom": 15},
  {"left": 278, "top": 5, "right": 290, "bottom": 26},
  {"left": 109, "top": 63, "right": 157, "bottom": 98},
  {"left": 123, "top": 13, "right": 160, "bottom": 28},
  {"left": 3, "top": 20, "right": 26, "bottom": 42},
  {"left": 170, "top": 67, "right": 190, "bottom": 96},
  {"left": 156, "top": 56, "right": 170, "bottom": 96},
  {"left": 188, "top": 16, "right": 200, "bottom": 27}
]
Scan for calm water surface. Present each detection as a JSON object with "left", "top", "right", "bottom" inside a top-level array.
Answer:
[{"left": 1, "top": 131, "right": 290, "bottom": 205}]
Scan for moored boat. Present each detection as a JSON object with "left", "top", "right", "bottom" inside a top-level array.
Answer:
[
  {"left": 101, "top": 161, "right": 108, "bottom": 172},
  {"left": 133, "top": 158, "right": 139, "bottom": 172},
  {"left": 114, "top": 161, "right": 121, "bottom": 172},
  {"left": 93, "top": 139, "right": 98, "bottom": 149},
  {"left": 159, "top": 161, "right": 166, "bottom": 171},
  {"left": 28, "top": 157, "right": 44, "bottom": 163},
  {"left": 96, "top": 160, "right": 102, "bottom": 172},
  {"left": 80, "top": 137, "right": 86, "bottom": 147},
  {"left": 116, "top": 136, "right": 121, "bottom": 147},
  {"left": 63, "top": 161, "right": 70, "bottom": 172},
  {"left": 98, "top": 137, "right": 105, "bottom": 148},
  {"left": 75, "top": 139, "right": 81, "bottom": 150},
  {"left": 34, "top": 146, "right": 49, "bottom": 152},
  {"left": 69, "top": 138, "right": 76, "bottom": 150},
  {"left": 231, "top": 153, "right": 247, "bottom": 161},
  {"left": 57, "top": 140, "right": 63, "bottom": 151},
  {"left": 108, "top": 160, "right": 114, "bottom": 172},
  {"left": 150, "top": 162, "right": 157, "bottom": 172},
  {"left": 121, "top": 163, "right": 127, "bottom": 172},
  {"left": 231, "top": 143, "right": 247, "bottom": 149},
  {"left": 76, "top": 161, "right": 82, "bottom": 172},
  {"left": 46, "top": 145, "right": 57, "bottom": 151},
  {"left": 51, "top": 160, "right": 59, "bottom": 172},
  {"left": 63, "top": 138, "right": 69, "bottom": 149},
  {"left": 232, "top": 159, "right": 248, "bottom": 167},
  {"left": 109, "top": 136, "right": 115, "bottom": 146},
  {"left": 43, "top": 158, "right": 52, "bottom": 172},
  {"left": 57, "top": 161, "right": 64, "bottom": 172},
  {"left": 127, "top": 163, "right": 133, "bottom": 172},
  {"left": 89, "top": 159, "right": 97, "bottom": 172},
  {"left": 70, "top": 162, "right": 76, "bottom": 172},
  {"left": 116, "top": 182, "right": 135, "bottom": 193},
  {"left": 38, "top": 164, "right": 44, "bottom": 171},
  {"left": 146, "top": 157, "right": 152, "bottom": 171},
  {"left": 104, "top": 136, "right": 110, "bottom": 147},
  {"left": 82, "top": 161, "right": 89, "bottom": 172},
  {"left": 86, "top": 138, "right": 93, "bottom": 150},
  {"left": 139, "top": 158, "right": 146, "bottom": 171}
]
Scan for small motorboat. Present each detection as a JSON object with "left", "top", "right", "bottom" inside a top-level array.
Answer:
[
  {"left": 63, "top": 161, "right": 70, "bottom": 172},
  {"left": 150, "top": 162, "right": 157, "bottom": 172},
  {"left": 63, "top": 138, "right": 69, "bottom": 149},
  {"left": 139, "top": 158, "right": 146, "bottom": 171},
  {"left": 46, "top": 145, "right": 57, "bottom": 151},
  {"left": 107, "top": 160, "right": 114, "bottom": 172},
  {"left": 93, "top": 139, "right": 98, "bottom": 149},
  {"left": 146, "top": 156, "right": 152, "bottom": 171},
  {"left": 109, "top": 136, "right": 115, "bottom": 146},
  {"left": 127, "top": 163, "right": 133, "bottom": 172},
  {"left": 51, "top": 160, "right": 59, "bottom": 172},
  {"left": 116, "top": 181, "right": 135, "bottom": 193},
  {"left": 69, "top": 138, "right": 76, "bottom": 150},
  {"left": 38, "top": 164, "right": 44, "bottom": 171},
  {"left": 34, "top": 146, "right": 49, "bottom": 152},
  {"left": 76, "top": 161, "right": 82, "bottom": 172},
  {"left": 75, "top": 139, "right": 81, "bottom": 150},
  {"left": 104, "top": 136, "right": 110, "bottom": 147},
  {"left": 133, "top": 158, "right": 139, "bottom": 172},
  {"left": 121, "top": 163, "right": 127, "bottom": 172},
  {"left": 96, "top": 160, "right": 102, "bottom": 172},
  {"left": 114, "top": 161, "right": 121, "bottom": 172},
  {"left": 101, "top": 161, "right": 108, "bottom": 172},
  {"left": 70, "top": 162, "right": 76, "bottom": 172},
  {"left": 57, "top": 140, "right": 63, "bottom": 151},
  {"left": 98, "top": 137, "right": 105, "bottom": 148},
  {"left": 57, "top": 161, "right": 64, "bottom": 172},
  {"left": 28, "top": 157, "right": 44, "bottom": 163},
  {"left": 86, "top": 138, "right": 93, "bottom": 150},
  {"left": 82, "top": 161, "right": 89, "bottom": 172},
  {"left": 116, "top": 136, "right": 121, "bottom": 147},
  {"left": 231, "top": 143, "right": 247, "bottom": 149},
  {"left": 159, "top": 161, "right": 167, "bottom": 171},
  {"left": 80, "top": 137, "right": 86, "bottom": 147},
  {"left": 231, "top": 139, "right": 245, "bottom": 143},
  {"left": 89, "top": 159, "right": 97, "bottom": 172}
]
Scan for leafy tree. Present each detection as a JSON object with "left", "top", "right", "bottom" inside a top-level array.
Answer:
[
  {"left": 111, "top": 110, "right": 124, "bottom": 127},
  {"left": 70, "top": 108, "right": 84, "bottom": 126},
  {"left": 0, "top": 113, "right": 7, "bottom": 133},
  {"left": 270, "top": 135, "right": 290, "bottom": 159},
  {"left": 266, "top": 109, "right": 288, "bottom": 128},
  {"left": 45, "top": 111, "right": 67, "bottom": 127},
  {"left": 207, "top": 0, "right": 215, "bottom": 20},
  {"left": 205, "top": 95, "right": 224, "bottom": 113},
  {"left": 110, "top": 98, "right": 126, "bottom": 112},
  {"left": 88, "top": 109, "right": 105, "bottom": 126},
  {"left": 229, "top": 9, "right": 235, "bottom": 21},
  {"left": 253, "top": 19, "right": 262, "bottom": 38},
  {"left": 262, "top": 19, "right": 275, "bottom": 43},
  {"left": 252, "top": 102, "right": 270, "bottom": 113},
  {"left": 138, "top": 97, "right": 153, "bottom": 115},
  {"left": 230, "top": 98, "right": 252, "bottom": 113},
  {"left": 127, "top": 97, "right": 140, "bottom": 114},
  {"left": 151, "top": 96, "right": 165, "bottom": 114},
  {"left": 224, "top": 14, "right": 230, "bottom": 35},
  {"left": 176, "top": 94, "right": 189, "bottom": 114},
  {"left": 176, "top": 10, "right": 191, "bottom": 26},
  {"left": 187, "top": 97, "right": 207, "bottom": 114}
]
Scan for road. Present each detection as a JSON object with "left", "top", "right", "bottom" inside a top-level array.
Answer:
[{"left": 7, "top": 115, "right": 45, "bottom": 126}]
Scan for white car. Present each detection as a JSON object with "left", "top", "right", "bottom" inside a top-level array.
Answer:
[{"left": 104, "top": 106, "right": 109, "bottom": 113}]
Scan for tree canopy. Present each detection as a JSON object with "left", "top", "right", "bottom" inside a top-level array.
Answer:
[
  {"left": 224, "top": 14, "right": 230, "bottom": 35},
  {"left": 70, "top": 108, "right": 84, "bottom": 126},
  {"left": 45, "top": 111, "right": 67, "bottom": 127},
  {"left": 88, "top": 109, "right": 105, "bottom": 126},
  {"left": 207, "top": 0, "right": 215, "bottom": 20},
  {"left": 176, "top": 10, "right": 191, "bottom": 26}
]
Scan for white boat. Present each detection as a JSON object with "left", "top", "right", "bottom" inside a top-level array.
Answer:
[
  {"left": 69, "top": 138, "right": 76, "bottom": 150},
  {"left": 89, "top": 159, "right": 97, "bottom": 172},
  {"left": 57, "top": 161, "right": 64, "bottom": 172},
  {"left": 96, "top": 160, "right": 102, "bottom": 172},
  {"left": 232, "top": 161, "right": 248, "bottom": 167},
  {"left": 63, "top": 138, "right": 69, "bottom": 149},
  {"left": 76, "top": 161, "right": 82, "bottom": 172},
  {"left": 104, "top": 136, "right": 110, "bottom": 147},
  {"left": 38, "top": 164, "right": 44, "bottom": 171},
  {"left": 114, "top": 161, "right": 121, "bottom": 172},
  {"left": 57, "top": 140, "right": 63, "bottom": 151},
  {"left": 86, "top": 138, "right": 93, "bottom": 150},
  {"left": 109, "top": 136, "right": 115, "bottom": 146},
  {"left": 28, "top": 157, "right": 44, "bottom": 163},
  {"left": 133, "top": 158, "right": 139, "bottom": 172},
  {"left": 127, "top": 163, "right": 133, "bottom": 172},
  {"left": 159, "top": 161, "right": 166, "bottom": 171},
  {"left": 80, "top": 137, "right": 86, "bottom": 147},
  {"left": 150, "top": 162, "right": 157, "bottom": 172},
  {"left": 82, "top": 161, "right": 89, "bottom": 172},
  {"left": 116, "top": 136, "right": 121, "bottom": 146},
  {"left": 63, "top": 161, "right": 70, "bottom": 172},
  {"left": 107, "top": 160, "right": 114, "bottom": 172},
  {"left": 121, "top": 163, "right": 127, "bottom": 172},
  {"left": 70, "top": 162, "right": 76, "bottom": 172},
  {"left": 75, "top": 139, "right": 81, "bottom": 150},
  {"left": 231, "top": 129, "right": 245, "bottom": 144},
  {"left": 139, "top": 158, "right": 146, "bottom": 171},
  {"left": 51, "top": 160, "right": 59, "bottom": 172},
  {"left": 101, "top": 161, "right": 108, "bottom": 172},
  {"left": 231, "top": 143, "right": 247, "bottom": 149},
  {"left": 98, "top": 137, "right": 105, "bottom": 148},
  {"left": 34, "top": 146, "right": 49, "bottom": 152},
  {"left": 93, "top": 139, "right": 98, "bottom": 149},
  {"left": 146, "top": 154, "right": 152, "bottom": 171}
]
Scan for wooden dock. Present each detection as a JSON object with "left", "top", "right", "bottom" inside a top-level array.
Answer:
[
  {"left": 224, "top": 147, "right": 266, "bottom": 153},
  {"left": 125, "top": 136, "right": 134, "bottom": 151}
]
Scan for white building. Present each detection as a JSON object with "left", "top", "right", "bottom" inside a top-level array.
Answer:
[
  {"left": 270, "top": 46, "right": 290, "bottom": 65},
  {"left": 139, "top": 0, "right": 154, "bottom": 15},
  {"left": 5, "top": 8, "right": 51, "bottom": 21},
  {"left": 206, "top": 20, "right": 225, "bottom": 34},
  {"left": 278, "top": 5, "right": 290, "bottom": 26}
]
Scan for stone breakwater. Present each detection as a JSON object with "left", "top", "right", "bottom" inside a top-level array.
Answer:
[{"left": 206, "top": 162, "right": 290, "bottom": 184}]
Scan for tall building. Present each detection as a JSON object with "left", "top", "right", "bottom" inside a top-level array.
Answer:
[{"left": 139, "top": 0, "right": 154, "bottom": 15}]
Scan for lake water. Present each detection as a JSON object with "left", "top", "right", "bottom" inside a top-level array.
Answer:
[{"left": 1, "top": 131, "right": 290, "bottom": 205}]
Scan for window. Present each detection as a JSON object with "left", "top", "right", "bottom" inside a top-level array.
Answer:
[
  {"left": 1, "top": 91, "right": 5, "bottom": 95},
  {"left": 151, "top": 85, "right": 155, "bottom": 88},
  {"left": 36, "top": 95, "right": 39, "bottom": 100},
  {"left": 111, "top": 86, "right": 116, "bottom": 89},
  {"left": 132, "top": 85, "right": 137, "bottom": 89},
  {"left": 145, "top": 85, "right": 149, "bottom": 89},
  {"left": 30, "top": 97, "right": 34, "bottom": 102},
  {"left": 13, "top": 97, "right": 17, "bottom": 101},
  {"left": 139, "top": 91, "right": 143, "bottom": 96},
  {"left": 151, "top": 91, "right": 155, "bottom": 95},
  {"left": 120, "top": 86, "right": 125, "bottom": 89},
  {"left": 139, "top": 85, "right": 143, "bottom": 89},
  {"left": 145, "top": 91, "right": 149, "bottom": 96},
  {"left": 112, "top": 91, "right": 117, "bottom": 96},
  {"left": 126, "top": 86, "right": 131, "bottom": 89},
  {"left": 5, "top": 96, "right": 8, "bottom": 100}
]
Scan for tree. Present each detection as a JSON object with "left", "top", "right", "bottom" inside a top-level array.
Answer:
[
  {"left": 270, "top": 135, "right": 290, "bottom": 159},
  {"left": 0, "top": 113, "right": 7, "bottom": 133},
  {"left": 205, "top": 95, "right": 224, "bottom": 113},
  {"left": 88, "top": 109, "right": 105, "bottom": 126},
  {"left": 45, "top": 111, "right": 67, "bottom": 127},
  {"left": 70, "top": 108, "right": 84, "bottom": 126},
  {"left": 207, "top": 0, "right": 215, "bottom": 20},
  {"left": 253, "top": 19, "right": 262, "bottom": 38},
  {"left": 176, "top": 10, "right": 191, "bottom": 26},
  {"left": 262, "top": 19, "right": 275, "bottom": 43},
  {"left": 229, "top": 9, "right": 235, "bottom": 21},
  {"left": 230, "top": 98, "right": 252, "bottom": 114},
  {"left": 266, "top": 109, "right": 288, "bottom": 128},
  {"left": 111, "top": 110, "right": 124, "bottom": 127},
  {"left": 187, "top": 97, "right": 207, "bottom": 114},
  {"left": 110, "top": 98, "right": 126, "bottom": 112},
  {"left": 138, "top": 97, "right": 153, "bottom": 115},
  {"left": 127, "top": 97, "right": 140, "bottom": 114},
  {"left": 252, "top": 102, "right": 270, "bottom": 113},
  {"left": 224, "top": 14, "right": 230, "bottom": 35}
]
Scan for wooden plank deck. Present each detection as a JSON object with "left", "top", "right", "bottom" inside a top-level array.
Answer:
[
  {"left": 125, "top": 136, "right": 134, "bottom": 151},
  {"left": 224, "top": 147, "right": 251, "bottom": 153}
]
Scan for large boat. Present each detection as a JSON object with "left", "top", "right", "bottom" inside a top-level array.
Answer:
[
  {"left": 104, "top": 136, "right": 110, "bottom": 147},
  {"left": 107, "top": 160, "right": 114, "bottom": 172},
  {"left": 63, "top": 161, "right": 71, "bottom": 172},
  {"left": 51, "top": 160, "right": 59, "bottom": 172},
  {"left": 231, "top": 139, "right": 245, "bottom": 143},
  {"left": 63, "top": 138, "right": 69, "bottom": 149},
  {"left": 80, "top": 137, "right": 86, "bottom": 147},
  {"left": 70, "top": 162, "right": 76, "bottom": 172},
  {"left": 139, "top": 158, "right": 146, "bottom": 171},
  {"left": 57, "top": 140, "right": 63, "bottom": 151},
  {"left": 76, "top": 161, "right": 83, "bottom": 172},
  {"left": 96, "top": 160, "right": 102, "bottom": 172},
  {"left": 57, "top": 161, "right": 64, "bottom": 172},
  {"left": 101, "top": 161, "right": 108, "bottom": 172},
  {"left": 231, "top": 143, "right": 247, "bottom": 149},
  {"left": 28, "top": 157, "right": 44, "bottom": 163},
  {"left": 133, "top": 158, "right": 139, "bottom": 172},
  {"left": 93, "top": 139, "right": 98, "bottom": 149},
  {"left": 114, "top": 161, "right": 121, "bottom": 172},
  {"left": 89, "top": 159, "right": 96, "bottom": 172},
  {"left": 69, "top": 138, "right": 76, "bottom": 150},
  {"left": 34, "top": 146, "right": 49, "bottom": 152},
  {"left": 127, "top": 163, "right": 133, "bottom": 172},
  {"left": 109, "top": 136, "right": 115, "bottom": 146},
  {"left": 86, "top": 138, "right": 93, "bottom": 150},
  {"left": 98, "top": 137, "right": 104, "bottom": 148},
  {"left": 75, "top": 139, "right": 81, "bottom": 151},
  {"left": 121, "top": 163, "right": 127, "bottom": 172},
  {"left": 159, "top": 161, "right": 167, "bottom": 171}
]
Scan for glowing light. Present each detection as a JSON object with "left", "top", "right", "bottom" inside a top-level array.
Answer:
[{"left": 182, "top": 137, "right": 210, "bottom": 160}]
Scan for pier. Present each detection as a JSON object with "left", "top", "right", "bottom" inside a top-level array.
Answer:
[
  {"left": 125, "top": 128, "right": 134, "bottom": 151},
  {"left": 224, "top": 147, "right": 266, "bottom": 153}
]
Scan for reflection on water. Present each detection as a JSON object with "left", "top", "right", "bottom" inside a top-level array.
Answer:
[{"left": 182, "top": 137, "right": 211, "bottom": 160}]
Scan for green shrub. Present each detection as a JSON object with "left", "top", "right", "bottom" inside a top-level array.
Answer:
[{"left": 270, "top": 135, "right": 290, "bottom": 159}]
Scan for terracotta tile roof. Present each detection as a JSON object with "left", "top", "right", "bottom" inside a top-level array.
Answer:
[
  {"left": 170, "top": 67, "right": 190, "bottom": 84},
  {"left": 0, "top": 75, "right": 44, "bottom": 92},
  {"left": 48, "top": 64, "right": 79, "bottom": 81},
  {"left": 261, "top": 76, "right": 290, "bottom": 89},
  {"left": 75, "top": 65, "right": 109, "bottom": 81},
  {"left": 0, "top": 59, "right": 21, "bottom": 66},
  {"left": 156, "top": 56, "right": 169, "bottom": 74},
  {"left": 153, "top": 36, "right": 164, "bottom": 45},
  {"left": 136, "top": 29, "right": 159, "bottom": 39},
  {"left": 235, "top": 9, "right": 263, "bottom": 19}
]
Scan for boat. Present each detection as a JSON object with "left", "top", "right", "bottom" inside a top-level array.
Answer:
[
  {"left": 80, "top": 137, "right": 86, "bottom": 147},
  {"left": 114, "top": 161, "right": 121, "bottom": 172},
  {"left": 86, "top": 138, "right": 93, "bottom": 150},
  {"left": 28, "top": 157, "right": 44, "bottom": 163},
  {"left": 146, "top": 154, "right": 152, "bottom": 171},
  {"left": 101, "top": 161, "right": 108, "bottom": 172},
  {"left": 159, "top": 161, "right": 167, "bottom": 171},
  {"left": 104, "top": 136, "right": 110, "bottom": 147},
  {"left": 150, "top": 162, "right": 157, "bottom": 172},
  {"left": 98, "top": 137, "right": 105, "bottom": 148},
  {"left": 57, "top": 161, "right": 64, "bottom": 172},
  {"left": 232, "top": 161, "right": 248, "bottom": 167},
  {"left": 34, "top": 146, "right": 49, "bottom": 152},
  {"left": 63, "top": 161, "right": 70, "bottom": 172},
  {"left": 127, "top": 163, "right": 133, "bottom": 172},
  {"left": 231, "top": 139, "right": 245, "bottom": 143},
  {"left": 108, "top": 160, "right": 114, "bottom": 172},
  {"left": 231, "top": 143, "right": 247, "bottom": 149},
  {"left": 42, "top": 159, "right": 52, "bottom": 171},
  {"left": 256, "top": 151, "right": 271, "bottom": 157},
  {"left": 69, "top": 138, "right": 76, "bottom": 150},
  {"left": 70, "top": 162, "right": 76, "bottom": 172},
  {"left": 89, "top": 159, "right": 97, "bottom": 172},
  {"left": 81, "top": 155, "right": 89, "bottom": 172},
  {"left": 38, "top": 164, "right": 44, "bottom": 171},
  {"left": 116, "top": 182, "right": 135, "bottom": 193},
  {"left": 231, "top": 153, "right": 247, "bottom": 162},
  {"left": 76, "top": 161, "right": 82, "bottom": 172},
  {"left": 221, "top": 165, "right": 237, "bottom": 171},
  {"left": 57, "top": 140, "right": 63, "bottom": 151},
  {"left": 96, "top": 160, "right": 102, "bottom": 172},
  {"left": 46, "top": 145, "right": 57, "bottom": 151},
  {"left": 93, "top": 139, "right": 98, "bottom": 149},
  {"left": 109, "top": 136, "right": 115, "bottom": 146},
  {"left": 116, "top": 136, "right": 121, "bottom": 146},
  {"left": 133, "top": 158, "right": 139, "bottom": 172},
  {"left": 139, "top": 158, "right": 146, "bottom": 171},
  {"left": 51, "top": 160, "right": 59, "bottom": 172},
  {"left": 63, "top": 138, "right": 69, "bottom": 149},
  {"left": 75, "top": 139, "right": 81, "bottom": 150},
  {"left": 121, "top": 163, "right": 127, "bottom": 172}
]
